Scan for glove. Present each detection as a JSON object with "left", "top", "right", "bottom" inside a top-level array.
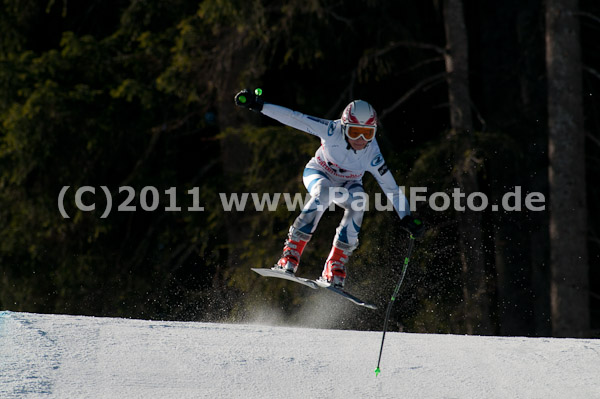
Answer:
[
  {"left": 234, "top": 89, "right": 264, "bottom": 112},
  {"left": 398, "top": 215, "right": 425, "bottom": 238}
]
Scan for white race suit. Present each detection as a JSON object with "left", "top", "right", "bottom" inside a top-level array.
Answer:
[{"left": 261, "top": 103, "right": 410, "bottom": 247}]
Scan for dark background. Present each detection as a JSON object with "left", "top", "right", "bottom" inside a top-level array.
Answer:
[{"left": 0, "top": 0, "right": 598, "bottom": 337}]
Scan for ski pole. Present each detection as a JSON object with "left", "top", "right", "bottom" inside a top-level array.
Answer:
[{"left": 375, "top": 235, "right": 416, "bottom": 377}]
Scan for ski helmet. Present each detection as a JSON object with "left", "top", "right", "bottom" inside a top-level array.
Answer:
[{"left": 341, "top": 100, "right": 378, "bottom": 141}]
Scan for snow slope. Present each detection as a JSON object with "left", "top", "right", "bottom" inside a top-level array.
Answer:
[{"left": 1, "top": 311, "right": 599, "bottom": 399}]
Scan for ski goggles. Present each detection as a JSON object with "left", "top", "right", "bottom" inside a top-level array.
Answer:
[{"left": 345, "top": 125, "right": 376, "bottom": 141}]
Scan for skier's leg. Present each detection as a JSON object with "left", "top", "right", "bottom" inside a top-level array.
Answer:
[
  {"left": 275, "top": 167, "right": 336, "bottom": 273},
  {"left": 322, "top": 181, "right": 365, "bottom": 287},
  {"left": 274, "top": 226, "right": 312, "bottom": 273},
  {"left": 333, "top": 181, "right": 365, "bottom": 247},
  {"left": 291, "top": 168, "right": 336, "bottom": 234}
]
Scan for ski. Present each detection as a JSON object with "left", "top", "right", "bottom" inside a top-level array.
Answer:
[
  {"left": 313, "top": 278, "right": 377, "bottom": 310},
  {"left": 251, "top": 268, "right": 318, "bottom": 289},
  {"left": 252, "top": 268, "right": 377, "bottom": 309}
]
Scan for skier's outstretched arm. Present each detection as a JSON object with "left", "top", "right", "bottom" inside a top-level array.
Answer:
[
  {"left": 234, "top": 89, "right": 331, "bottom": 139},
  {"left": 368, "top": 150, "right": 425, "bottom": 238}
]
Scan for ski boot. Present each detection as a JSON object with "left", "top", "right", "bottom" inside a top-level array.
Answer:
[
  {"left": 320, "top": 240, "right": 356, "bottom": 289},
  {"left": 274, "top": 227, "right": 312, "bottom": 274}
]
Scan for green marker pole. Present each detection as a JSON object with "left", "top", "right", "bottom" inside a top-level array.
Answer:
[{"left": 375, "top": 235, "right": 416, "bottom": 377}]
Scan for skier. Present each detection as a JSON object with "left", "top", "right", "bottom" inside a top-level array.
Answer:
[{"left": 235, "top": 89, "right": 424, "bottom": 289}]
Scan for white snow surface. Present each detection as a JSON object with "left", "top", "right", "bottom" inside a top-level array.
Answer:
[{"left": 1, "top": 311, "right": 599, "bottom": 399}]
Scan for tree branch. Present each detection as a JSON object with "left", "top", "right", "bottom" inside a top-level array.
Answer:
[
  {"left": 587, "top": 131, "right": 600, "bottom": 150},
  {"left": 357, "top": 41, "right": 445, "bottom": 77},
  {"left": 373, "top": 40, "right": 446, "bottom": 57},
  {"left": 326, "top": 40, "right": 445, "bottom": 119},
  {"left": 379, "top": 72, "right": 447, "bottom": 121},
  {"left": 583, "top": 65, "right": 600, "bottom": 81},
  {"left": 400, "top": 56, "right": 445, "bottom": 74},
  {"left": 574, "top": 11, "right": 600, "bottom": 26},
  {"left": 470, "top": 99, "right": 487, "bottom": 132},
  {"left": 324, "top": 7, "right": 353, "bottom": 28},
  {"left": 324, "top": 70, "right": 356, "bottom": 119}
]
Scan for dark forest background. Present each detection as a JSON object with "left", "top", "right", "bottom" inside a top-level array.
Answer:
[{"left": 0, "top": 0, "right": 598, "bottom": 337}]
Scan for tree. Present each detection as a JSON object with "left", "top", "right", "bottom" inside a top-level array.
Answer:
[
  {"left": 443, "top": 0, "right": 494, "bottom": 334},
  {"left": 545, "top": 0, "right": 590, "bottom": 337}
]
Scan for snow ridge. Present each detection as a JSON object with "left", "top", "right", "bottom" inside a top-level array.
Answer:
[{"left": 1, "top": 311, "right": 599, "bottom": 399}]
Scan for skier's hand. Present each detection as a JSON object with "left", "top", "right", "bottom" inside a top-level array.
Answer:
[
  {"left": 234, "top": 89, "right": 264, "bottom": 112},
  {"left": 398, "top": 215, "right": 425, "bottom": 238}
]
